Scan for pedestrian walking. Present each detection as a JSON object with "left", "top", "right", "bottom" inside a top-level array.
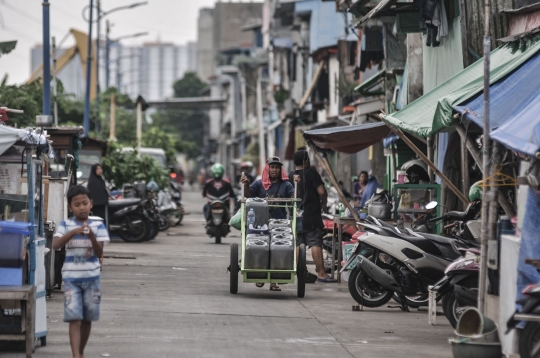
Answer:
[
  {"left": 87, "top": 164, "right": 109, "bottom": 227},
  {"left": 53, "top": 185, "right": 110, "bottom": 358},
  {"left": 289, "top": 149, "right": 336, "bottom": 283}
]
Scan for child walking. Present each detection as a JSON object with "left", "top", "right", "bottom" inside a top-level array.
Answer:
[{"left": 53, "top": 185, "right": 109, "bottom": 358}]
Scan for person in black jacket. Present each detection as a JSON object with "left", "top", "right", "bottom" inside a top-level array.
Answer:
[{"left": 87, "top": 164, "right": 109, "bottom": 227}]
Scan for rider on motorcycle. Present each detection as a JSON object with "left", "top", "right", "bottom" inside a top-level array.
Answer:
[{"left": 202, "top": 163, "right": 236, "bottom": 224}]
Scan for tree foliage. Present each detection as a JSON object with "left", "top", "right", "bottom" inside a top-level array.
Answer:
[
  {"left": 142, "top": 127, "right": 177, "bottom": 165},
  {"left": 149, "top": 71, "right": 210, "bottom": 159},
  {"left": 172, "top": 71, "right": 207, "bottom": 98},
  {"left": 101, "top": 141, "right": 169, "bottom": 189}
]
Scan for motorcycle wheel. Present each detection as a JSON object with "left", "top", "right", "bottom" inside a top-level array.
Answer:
[
  {"left": 348, "top": 265, "right": 394, "bottom": 308},
  {"left": 520, "top": 321, "right": 540, "bottom": 358},
  {"left": 392, "top": 293, "right": 429, "bottom": 308},
  {"left": 444, "top": 277, "right": 478, "bottom": 328},
  {"left": 297, "top": 244, "right": 306, "bottom": 298},
  {"left": 118, "top": 213, "right": 148, "bottom": 243},
  {"left": 215, "top": 231, "right": 221, "bottom": 244},
  {"left": 158, "top": 214, "right": 170, "bottom": 231},
  {"left": 145, "top": 221, "right": 160, "bottom": 241}
]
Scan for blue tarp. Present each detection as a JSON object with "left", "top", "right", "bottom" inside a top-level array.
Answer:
[{"left": 454, "top": 49, "right": 540, "bottom": 156}]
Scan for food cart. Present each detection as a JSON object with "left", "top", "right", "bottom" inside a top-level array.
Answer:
[
  {"left": 229, "top": 192, "right": 307, "bottom": 297},
  {"left": 0, "top": 123, "right": 54, "bottom": 356}
]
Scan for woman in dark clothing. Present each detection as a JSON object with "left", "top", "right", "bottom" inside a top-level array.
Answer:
[{"left": 87, "top": 164, "right": 109, "bottom": 225}]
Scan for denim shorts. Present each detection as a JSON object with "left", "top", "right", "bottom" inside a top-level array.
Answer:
[{"left": 63, "top": 279, "right": 101, "bottom": 322}]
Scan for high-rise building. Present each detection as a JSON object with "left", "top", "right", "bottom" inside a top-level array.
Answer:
[
  {"left": 30, "top": 41, "right": 198, "bottom": 101},
  {"left": 197, "top": 2, "right": 263, "bottom": 81}
]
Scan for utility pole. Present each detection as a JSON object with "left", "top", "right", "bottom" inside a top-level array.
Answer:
[
  {"left": 106, "top": 20, "right": 111, "bottom": 88},
  {"left": 42, "top": 0, "right": 51, "bottom": 116},
  {"left": 478, "top": 0, "right": 492, "bottom": 315},
  {"left": 257, "top": 70, "right": 266, "bottom": 175},
  {"left": 96, "top": 0, "right": 101, "bottom": 136},
  {"left": 83, "top": 0, "right": 95, "bottom": 137},
  {"left": 52, "top": 36, "right": 59, "bottom": 126}
]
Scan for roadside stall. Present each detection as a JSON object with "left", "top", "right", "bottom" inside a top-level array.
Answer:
[
  {"left": 379, "top": 30, "right": 540, "bottom": 355},
  {"left": 0, "top": 124, "right": 54, "bottom": 356}
]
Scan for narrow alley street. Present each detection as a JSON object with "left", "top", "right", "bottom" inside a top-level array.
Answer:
[{"left": 3, "top": 188, "right": 454, "bottom": 358}]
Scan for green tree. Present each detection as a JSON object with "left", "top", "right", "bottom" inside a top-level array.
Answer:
[
  {"left": 0, "top": 75, "right": 43, "bottom": 127},
  {"left": 142, "top": 127, "right": 177, "bottom": 165},
  {"left": 172, "top": 71, "right": 207, "bottom": 98},
  {"left": 101, "top": 141, "right": 168, "bottom": 188},
  {"left": 149, "top": 72, "right": 210, "bottom": 159}
]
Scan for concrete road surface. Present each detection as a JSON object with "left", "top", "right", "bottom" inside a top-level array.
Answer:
[{"left": 1, "top": 187, "right": 454, "bottom": 358}]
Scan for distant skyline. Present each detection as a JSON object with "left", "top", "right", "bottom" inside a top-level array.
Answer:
[{"left": 0, "top": 0, "right": 219, "bottom": 85}]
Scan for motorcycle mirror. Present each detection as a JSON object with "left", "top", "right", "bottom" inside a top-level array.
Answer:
[{"left": 425, "top": 201, "right": 438, "bottom": 210}]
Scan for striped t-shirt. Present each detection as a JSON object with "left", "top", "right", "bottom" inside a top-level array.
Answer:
[{"left": 54, "top": 218, "right": 110, "bottom": 282}]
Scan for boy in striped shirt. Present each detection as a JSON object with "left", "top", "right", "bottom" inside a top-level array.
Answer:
[{"left": 53, "top": 185, "right": 109, "bottom": 358}]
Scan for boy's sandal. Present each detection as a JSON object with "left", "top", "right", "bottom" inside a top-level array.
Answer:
[
  {"left": 269, "top": 285, "right": 281, "bottom": 291},
  {"left": 255, "top": 283, "right": 265, "bottom": 288}
]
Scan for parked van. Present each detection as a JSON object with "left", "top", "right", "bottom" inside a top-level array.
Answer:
[{"left": 122, "top": 147, "right": 167, "bottom": 169}]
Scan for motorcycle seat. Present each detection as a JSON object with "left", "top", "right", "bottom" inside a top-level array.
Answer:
[
  {"left": 372, "top": 225, "right": 442, "bottom": 256},
  {"left": 109, "top": 198, "right": 141, "bottom": 207}
]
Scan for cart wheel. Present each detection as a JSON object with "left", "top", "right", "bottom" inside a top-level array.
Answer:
[
  {"left": 230, "top": 243, "right": 239, "bottom": 294},
  {"left": 297, "top": 244, "right": 306, "bottom": 298},
  {"left": 40, "top": 336, "right": 47, "bottom": 346}
]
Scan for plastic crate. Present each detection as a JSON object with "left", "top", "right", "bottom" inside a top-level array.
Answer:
[{"left": 0, "top": 221, "right": 32, "bottom": 268}]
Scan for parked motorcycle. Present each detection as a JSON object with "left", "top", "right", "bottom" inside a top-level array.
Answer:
[
  {"left": 507, "top": 260, "right": 540, "bottom": 358},
  {"left": 205, "top": 193, "right": 231, "bottom": 244},
  {"left": 432, "top": 248, "right": 480, "bottom": 328},
  {"left": 107, "top": 198, "right": 151, "bottom": 243},
  {"left": 169, "top": 181, "right": 184, "bottom": 225},
  {"left": 342, "top": 209, "right": 479, "bottom": 311}
]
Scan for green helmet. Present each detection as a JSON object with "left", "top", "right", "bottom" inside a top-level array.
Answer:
[
  {"left": 469, "top": 181, "right": 483, "bottom": 202},
  {"left": 210, "top": 163, "right": 225, "bottom": 179}
]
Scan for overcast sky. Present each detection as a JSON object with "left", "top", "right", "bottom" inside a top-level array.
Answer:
[{"left": 0, "top": 0, "right": 219, "bottom": 85}]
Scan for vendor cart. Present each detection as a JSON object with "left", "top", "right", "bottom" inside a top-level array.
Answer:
[{"left": 229, "top": 193, "right": 307, "bottom": 297}]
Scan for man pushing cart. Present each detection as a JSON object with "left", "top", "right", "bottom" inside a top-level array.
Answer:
[{"left": 229, "top": 157, "right": 306, "bottom": 297}]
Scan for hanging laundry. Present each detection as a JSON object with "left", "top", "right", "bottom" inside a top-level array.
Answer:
[{"left": 414, "top": 0, "right": 448, "bottom": 47}]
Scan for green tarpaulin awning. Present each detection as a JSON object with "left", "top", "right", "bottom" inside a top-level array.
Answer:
[
  {"left": 354, "top": 69, "right": 385, "bottom": 97},
  {"left": 383, "top": 35, "right": 540, "bottom": 137}
]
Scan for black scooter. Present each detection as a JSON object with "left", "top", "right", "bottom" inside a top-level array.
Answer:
[
  {"left": 107, "top": 198, "right": 152, "bottom": 243},
  {"left": 205, "top": 193, "right": 231, "bottom": 244}
]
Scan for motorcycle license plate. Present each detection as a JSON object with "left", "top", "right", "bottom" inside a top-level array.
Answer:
[{"left": 212, "top": 209, "right": 224, "bottom": 214}]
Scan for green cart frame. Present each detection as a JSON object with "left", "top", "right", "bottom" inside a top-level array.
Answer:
[{"left": 229, "top": 196, "right": 307, "bottom": 297}]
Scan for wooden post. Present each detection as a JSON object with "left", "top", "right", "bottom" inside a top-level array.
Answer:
[
  {"left": 136, "top": 99, "right": 142, "bottom": 156},
  {"left": 427, "top": 136, "right": 434, "bottom": 181},
  {"left": 308, "top": 142, "right": 361, "bottom": 222},
  {"left": 461, "top": 132, "right": 469, "bottom": 201},
  {"left": 109, "top": 93, "right": 116, "bottom": 141},
  {"left": 387, "top": 127, "right": 470, "bottom": 205}
]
